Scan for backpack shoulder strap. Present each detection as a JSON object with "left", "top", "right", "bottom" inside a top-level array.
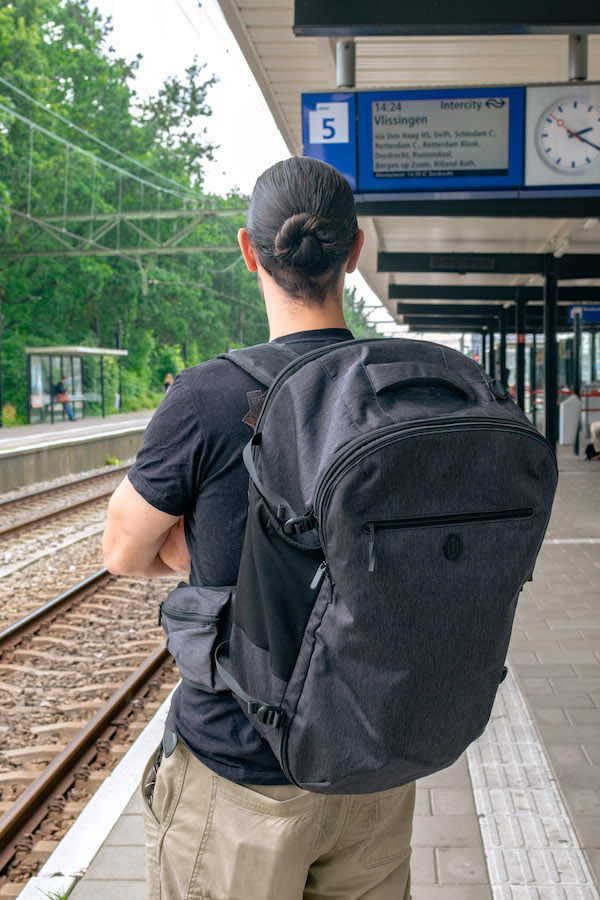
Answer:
[{"left": 218, "top": 342, "right": 298, "bottom": 388}]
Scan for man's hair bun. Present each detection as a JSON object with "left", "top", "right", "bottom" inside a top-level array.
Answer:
[
  {"left": 274, "top": 213, "right": 326, "bottom": 271},
  {"left": 246, "top": 157, "right": 357, "bottom": 305}
]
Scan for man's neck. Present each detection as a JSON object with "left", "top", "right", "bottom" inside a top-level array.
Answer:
[{"left": 265, "top": 282, "right": 348, "bottom": 341}]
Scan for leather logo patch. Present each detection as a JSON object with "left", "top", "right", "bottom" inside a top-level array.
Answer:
[
  {"left": 242, "top": 390, "right": 266, "bottom": 429},
  {"left": 443, "top": 534, "right": 463, "bottom": 561}
]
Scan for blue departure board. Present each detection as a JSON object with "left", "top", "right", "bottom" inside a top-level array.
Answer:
[{"left": 356, "top": 87, "right": 524, "bottom": 191}]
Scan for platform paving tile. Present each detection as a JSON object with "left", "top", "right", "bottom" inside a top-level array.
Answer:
[{"left": 69, "top": 881, "right": 147, "bottom": 900}]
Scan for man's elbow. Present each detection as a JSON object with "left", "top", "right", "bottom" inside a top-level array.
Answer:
[{"left": 102, "top": 533, "right": 135, "bottom": 576}]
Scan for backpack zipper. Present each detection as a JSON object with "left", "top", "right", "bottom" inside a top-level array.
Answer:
[
  {"left": 314, "top": 417, "right": 555, "bottom": 548},
  {"left": 363, "top": 507, "right": 534, "bottom": 532},
  {"left": 157, "top": 603, "right": 221, "bottom": 628},
  {"left": 364, "top": 507, "right": 534, "bottom": 572}
]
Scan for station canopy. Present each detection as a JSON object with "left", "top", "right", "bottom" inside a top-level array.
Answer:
[
  {"left": 218, "top": 1, "right": 600, "bottom": 332},
  {"left": 25, "top": 347, "right": 128, "bottom": 357}
]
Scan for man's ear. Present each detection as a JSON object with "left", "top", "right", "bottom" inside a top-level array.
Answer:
[
  {"left": 238, "top": 228, "right": 258, "bottom": 273},
  {"left": 345, "top": 229, "right": 365, "bottom": 274}
]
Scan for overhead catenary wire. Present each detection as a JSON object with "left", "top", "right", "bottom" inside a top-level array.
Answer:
[
  {"left": 0, "top": 101, "right": 196, "bottom": 203},
  {"left": 0, "top": 74, "right": 204, "bottom": 200}
]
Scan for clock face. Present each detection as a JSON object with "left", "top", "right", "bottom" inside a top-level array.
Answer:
[{"left": 535, "top": 96, "right": 600, "bottom": 174}]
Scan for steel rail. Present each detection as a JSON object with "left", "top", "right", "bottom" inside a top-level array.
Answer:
[
  {"left": 0, "top": 568, "right": 111, "bottom": 648},
  {"left": 0, "top": 465, "right": 130, "bottom": 512},
  {"left": 0, "top": 492, "right": 114, "bottom": 539},
  {"left": 0, "top": 642, "right": 170, "bottom": 873}
]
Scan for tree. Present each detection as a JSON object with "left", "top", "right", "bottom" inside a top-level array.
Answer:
[{"left": 0, "top": 0, "right": 266, "bottom": 422}]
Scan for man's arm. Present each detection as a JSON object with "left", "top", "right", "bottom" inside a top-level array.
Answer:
[{"left": 103, "top": 476, "right": 191, "bottom": 577}]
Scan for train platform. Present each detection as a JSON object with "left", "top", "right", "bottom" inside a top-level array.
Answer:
[
  {"left": 0, "top": 411, "right": 153, "bottom": 493},
  {"left": 16, "top": 445, "right": 600, "bottom": 900}
]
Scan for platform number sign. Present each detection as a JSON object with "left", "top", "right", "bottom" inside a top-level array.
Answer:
[
  {"left": 308, "top": 102, "right": 349, "bottom": 143},
  {"left": 302, "top": 93, "right": 357, "bottom": 189}
]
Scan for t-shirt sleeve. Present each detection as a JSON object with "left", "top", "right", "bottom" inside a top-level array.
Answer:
[{"left": 128, "top": 372, "right": 205, "bottom": 516}]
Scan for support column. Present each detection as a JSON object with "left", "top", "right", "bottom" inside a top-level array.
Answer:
[
  {"left": 489, "top": 319, "right": 496, "bottom": 379},
  {"left": 116, "top": 320, "right": 123, "bottom": 411},
  {"left": 49, "top": 354, "right": 54, "bottom": 425},
  {"left": 499, "top": 308, "right": 508, "bottom": 387},
  {"left": 515, "top": 289, "right": 527, "bottom": 412},
  {"left": 531, "top": 333, "right": 537, "bottom": 428},
  {"left": 100, "top": 355, "right": 105, "bottom": 418},
  {"left": 591, "top": 326, "right": 597, "bottom": 382},
  {"left": 573, "top": 310, "right": 582, "bottom": 455},
  {"left": 481, "top": 330, "right": 487, "bottom": 371},
  {"left": 544, "top": 255, "right": 560, "bottom": 449}
]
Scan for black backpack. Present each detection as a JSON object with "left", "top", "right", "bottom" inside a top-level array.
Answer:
[{"left": 160, "top": 337, "right": 557, "bottom": 793}]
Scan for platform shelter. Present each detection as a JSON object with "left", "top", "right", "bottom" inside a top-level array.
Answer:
[{"left": 25, "top": 346, "right": 128, "bottom": 425}]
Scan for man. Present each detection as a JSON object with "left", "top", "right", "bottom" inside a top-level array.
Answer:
[
  {"left": 103, "top": 157, "right": 415, "bottom": 900},
  {"left": 55, "top": 375, "right": 75, "bottom": 421}
]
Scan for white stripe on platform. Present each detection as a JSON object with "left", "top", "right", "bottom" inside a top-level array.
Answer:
[
  {"left": 543, "top": 538, "right": 600, "bottom": 544},
  {"left": 467, "top": 670, "right": 600, "bottom": 900},
  {"left": 17, "top": 686, "right": 177, "bottom": 900}
]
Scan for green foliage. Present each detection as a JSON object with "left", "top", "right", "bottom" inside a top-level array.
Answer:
[
  {"left": 0, "top": 0, "right": 269, "bottom": 419},
  {"left": 343, "top": 286, "right": 380, "bottom": 339},
  {"left": 0, "top": 1, "right": 378, "bottom": 424}
]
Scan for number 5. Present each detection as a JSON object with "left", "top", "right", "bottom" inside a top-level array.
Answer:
[{"left": 322, "top": 117, "right": 336, "bottom": 140}]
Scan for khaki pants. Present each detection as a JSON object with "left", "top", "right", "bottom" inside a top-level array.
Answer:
[{"left": 142, "top": 735, "right": 415, "bottom": 900}]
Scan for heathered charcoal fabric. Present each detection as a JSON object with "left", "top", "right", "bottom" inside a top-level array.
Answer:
[
  {"left": 222, "top": 337, "right": 558, "bottom": 793},
  {"left": 129, "top": 327, "right": 354, "bottom": 784}
]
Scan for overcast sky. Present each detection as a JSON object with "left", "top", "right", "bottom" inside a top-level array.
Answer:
[{"left": 92, "top": 0, "right": 402, "bottom": 333}]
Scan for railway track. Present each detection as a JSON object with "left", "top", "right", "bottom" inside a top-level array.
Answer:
[
  {"left": 0, "top": 466, "right": 130, "bottom": 540},
  {"left": 0, "top": 568, "right": 178, "bottom": 888}
]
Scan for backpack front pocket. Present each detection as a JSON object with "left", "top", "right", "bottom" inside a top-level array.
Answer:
[{"left": 159, "top": 584, "right": 233, "bottom": 692}]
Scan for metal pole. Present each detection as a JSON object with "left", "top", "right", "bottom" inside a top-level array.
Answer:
[
  {"left": 100, "top": 356, "right": 105, "bottom": 418},
  {"left": 569, "top": 34, "right": 588, "bottom": 82},
  {"left": 116, "top": 321, "right": 123, "bottom": 412},
  {"left": 49, "top": 354, "right": 54, "bottom": 425},
  {"left": 26, "top": 353, "right": 31, "bottom": 425},
  {"left": 531, "top": 333, "right": 537, "bottom": 428},
  {"left": 544, "top": 255, "right": 560, "bottom": 450},
  {"left": 591, "top": 325, "right": 597, "bottom": 382},
  {"left": 499, "top": 308, "right": 508, "bottom": 387},
  {"left": 336, "top": 39, "right": 356, "bottom": 89},
  {"left": 516, "top": 291, "right": 526, "bottom": 412},
  {"left": 70, "top": 355, "right": 76, "bottom": 420},
  {"left": 481, "top": 331, "right": 487, "bottom": 371},
  {"left": 489, "top": 321, "right": 496, "bottom": 379},
  {"left": 573, "top": 311, "right": 582, "bottom": 455},
  {"left": 82, "top": 360, "right": 86, "bottom": 419}
]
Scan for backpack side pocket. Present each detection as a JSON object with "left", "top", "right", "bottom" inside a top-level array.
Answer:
[{"left": 159, "top": 584, "right": 233, "bottom": 692}]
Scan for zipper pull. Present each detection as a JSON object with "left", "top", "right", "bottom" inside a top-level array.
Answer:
[
  {"left": 310, "top": 561, "right": 328, "bottom": 591},
  {"left": 157, "top": 602, "right": 163, "bottom": 627},
  {"left": 368, "top": 523, "right": 377, "bottom": 573}
]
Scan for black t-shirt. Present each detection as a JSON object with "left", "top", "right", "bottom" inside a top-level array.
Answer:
[{"left": 128, "top": 328, "right": 354, "bottom": 784}]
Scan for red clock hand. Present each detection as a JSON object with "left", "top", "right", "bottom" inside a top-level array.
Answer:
[
  {"left": 550, "top": 113, "right": 584, "bottom": 142},
  {"left": 549, "top": 114, "right": 600, "bottom": 152}
]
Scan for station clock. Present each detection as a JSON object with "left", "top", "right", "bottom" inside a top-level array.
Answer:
[{"left": 535, "top": 96, "right": 600, "bottom": 175}]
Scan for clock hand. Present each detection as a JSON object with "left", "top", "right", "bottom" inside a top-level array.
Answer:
[
  {"left": 550, "top": 114, "right": 600, "bottom": 150},
  {"left": 575, "top": 134, "right": 600, "bottom": 152},
  {"left": 567, "top": 127, "right": 594, "bottom": 138}
]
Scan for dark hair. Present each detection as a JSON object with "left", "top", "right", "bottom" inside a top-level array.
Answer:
[{"left": 246, "top": 157, "right": 357, "bottom": 305}]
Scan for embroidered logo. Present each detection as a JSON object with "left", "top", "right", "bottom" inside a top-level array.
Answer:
[
  {"left": 243, "top": 390, "right": 266, "bottom": 428},
  {"left": 443, "top": 534, "right": 463, "bottom": 561}
]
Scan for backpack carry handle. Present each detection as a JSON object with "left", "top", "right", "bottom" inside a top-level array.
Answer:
[{"left": 367, "top": 363, "right": 473, "bottom": 401}]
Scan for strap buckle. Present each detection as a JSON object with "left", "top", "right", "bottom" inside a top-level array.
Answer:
[
  {"left": 283, "top": 514, "right": 316, "bottom": 536},
  {"left": 256, "top": 706, "right": 285, "bottom": 728}
]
